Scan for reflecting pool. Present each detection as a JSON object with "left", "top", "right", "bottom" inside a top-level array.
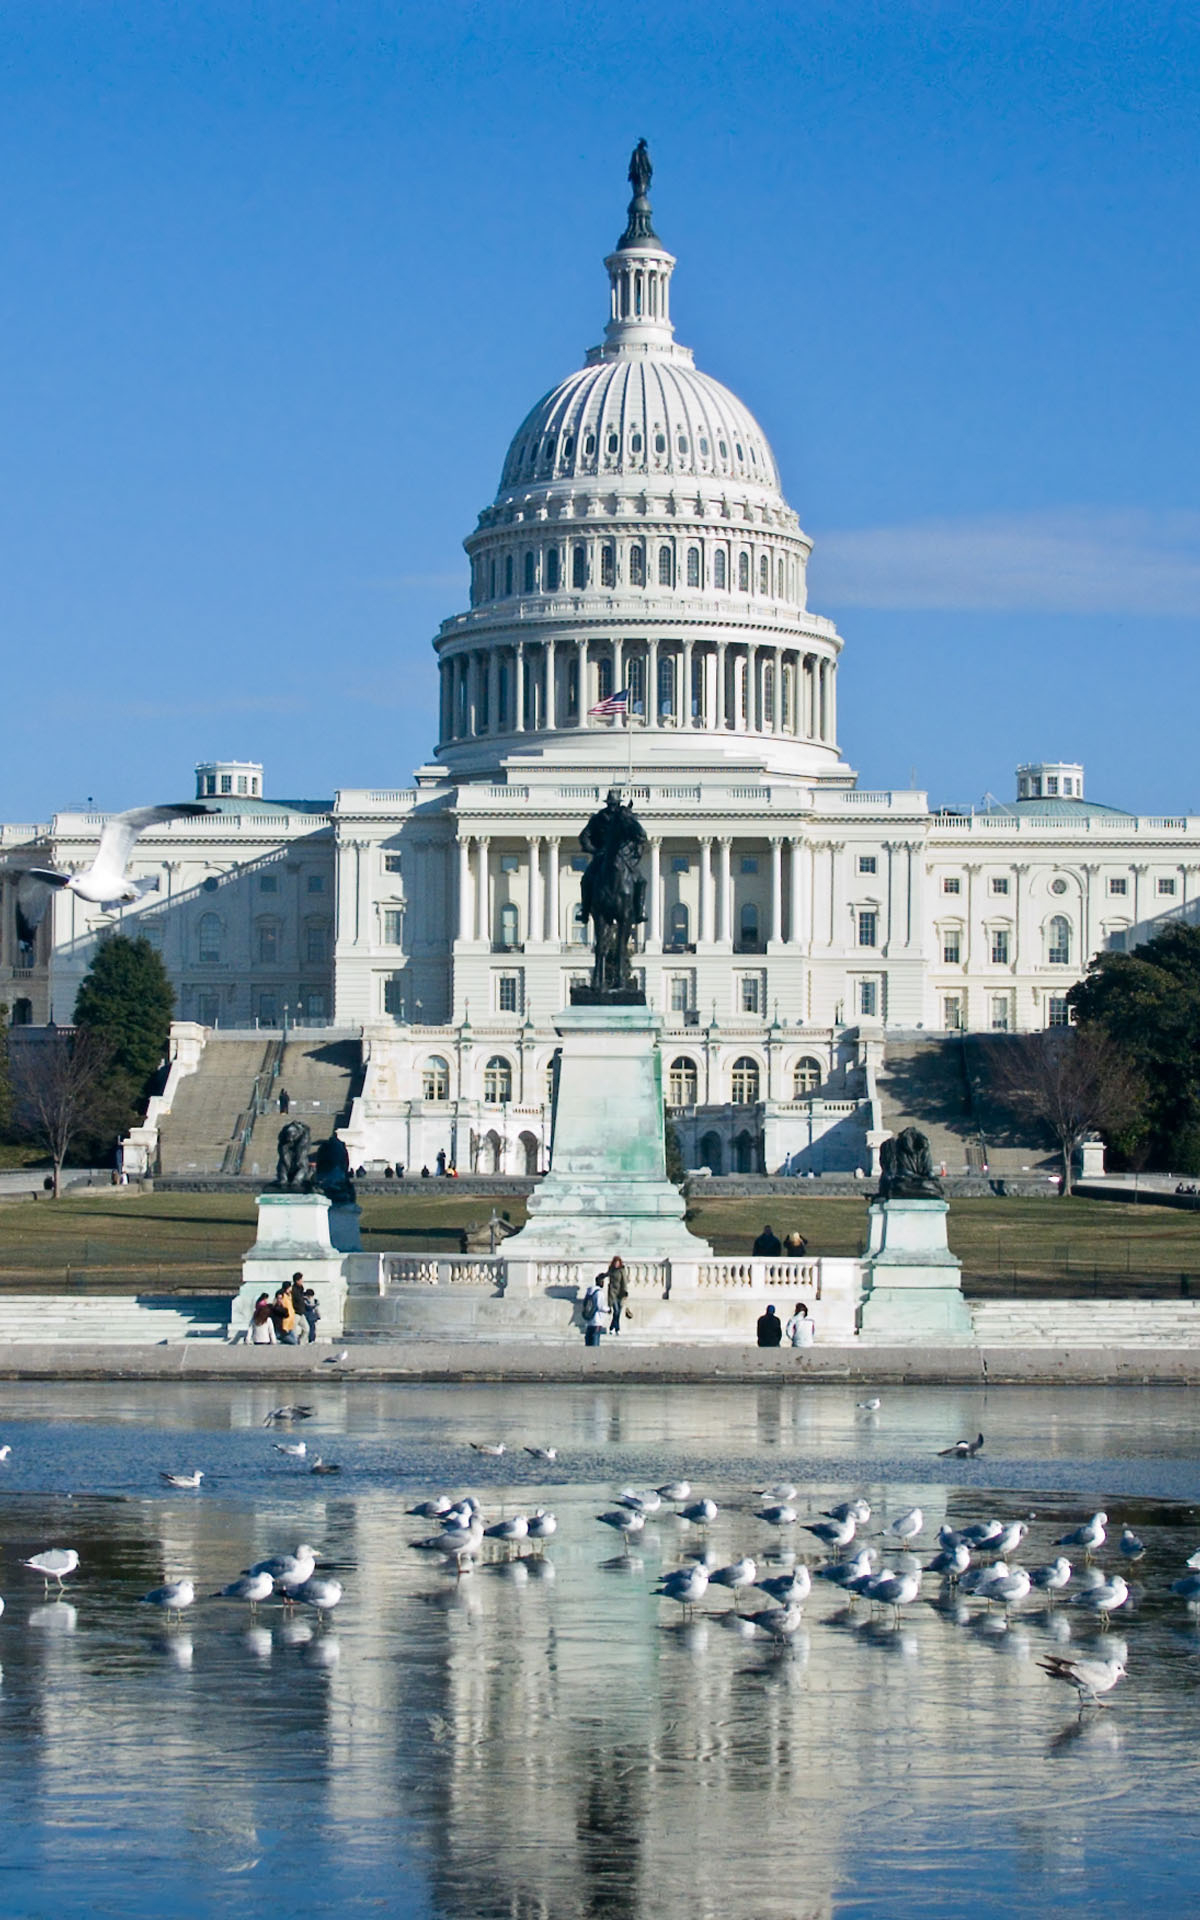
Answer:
[{"left": 1, "top": 1381, "right": 1198, "bottom": 1917}]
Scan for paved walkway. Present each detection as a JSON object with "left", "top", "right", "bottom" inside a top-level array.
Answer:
[{"left": 1, "top": 1340, "right": 1198, "bottom": 1384}]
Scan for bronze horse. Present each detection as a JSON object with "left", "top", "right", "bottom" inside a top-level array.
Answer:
[
  {"left": 579, "top": 791, "right": 647, "bottom": 994},
  {"left": 275, "top": 1120, "right": 311, "bottom": 1187}
]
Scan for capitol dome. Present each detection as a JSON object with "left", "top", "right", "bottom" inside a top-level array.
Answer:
[{"left": 432, "top": 144, "right": 848, "bottom": 784}]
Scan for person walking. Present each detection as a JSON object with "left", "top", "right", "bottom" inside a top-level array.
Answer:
[
  {"left": 302, "top": 1287, "right": 321, "bottom": 1344},
  {"left": 753, "top": 1224, "right": 782, "bottom": 1256},
  {"left": 605, "top": 1257, "right": 630, "bottom": 1335},
  {"left": 756, "top": 1303, "right": 783, "bottom": 1347},
  {"left": 785, "top": 1301, "right": 815, "bottom": 1347},
  {"left": 581, "top": 1273, "right": 609, "bottom": 1347},
  {"left": 278, "top": 1088, "right": 291, "bottom": 1114},
  {"left": 249, "top": 1294, "right": 277, "bottom": 1344}
]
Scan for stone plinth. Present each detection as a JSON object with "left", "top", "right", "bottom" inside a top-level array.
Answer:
[
  {"left": 857, "top": 1198, "right": 973, "bottom": 1342},
  {"left": 229, "top": 1192, "right": 347, "bottom": 1340},
  {"left": 505, "top": 1005, "right": 712, "bottom": 1261}
]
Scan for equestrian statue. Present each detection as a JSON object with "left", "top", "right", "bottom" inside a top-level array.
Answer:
[{"left": 577, "top": 789, "right": 647, "bottom": 996}]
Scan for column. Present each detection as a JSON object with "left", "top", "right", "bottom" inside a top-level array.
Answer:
[
  {"left": 474, "top": 838, "right": 490, "bottom": 944},
  {"left": 828, "top": 660, "right": 837, "bottom": 745},
  {"left": 648, "top": 638, "right": 659, "bottom": 725},
  {"left": 471, "top": 652, "right": 484, "bottom": 735},
  {"left": 699, "top": 838, "right": 714, "bottom": 944},
  {"left": 818, "top": 660, "right": 828, "bottom": 741},
  {"left": 647, "top": 836, "right": 662, "bottom": 945},
  {"left": 457, "top": 836, "right": 472, "bottom": 941},
  {"left": 717, "top": 642, "right": 728, "bottom": 727},
  {"left": 544, "top": 837, "right": 561, "bottom": 943},
  {"left": 514, "top": 642, "right": 525, "bottom": 733},
  {"left": 487, "top": 649, "right": 500, "bottom": 737},
  {"left": 964, "top": 865, "right": 980, "bottom": 967},
  {"left": 683, "top": 638, "right": 694, "bottom": 727},
  {"left": 716, "top": 837, "right": 732, "bottom": 944},
  {"left": 807, "top": 655, "right": 817, "bottom": 737},
  {"left": 1012, "top": 864, "right": 1029, "bottom": 971},
  {"left": 773, "top": 649, "right": 783, "bottom": 733},
  {"left": 613, "top": 636, "right": 624, "bottom": 699},
  {"left": 828, "top": 841, "right": 844, "bottom": 948},
  {"left": 1081, "top": 863, "right": 1099, "bottom": 962},
  {"left": 770, "top": 836, "right": 783, "bottom": 943},
  {"left": 545, "top": 638, "right": 557, "bottom": 730},
  {"left": 884, "top": 843, "right": 899, "bottom": 956},
  {"left": 576, "top": 638, "right": 588, "bottom": 727},
  {"left": 787, "top": 837, "right": 805, "bottom": 945},
  {"left": 439, "top": 660, "right": 449, "bottom": 743},
  {"left": 526, "top": 837, "right": 542, "bottom": 945}
]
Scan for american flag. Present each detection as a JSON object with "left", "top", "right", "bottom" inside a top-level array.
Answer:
[{"left": 588, "top": 688, "right": 630, "bottom": 717}]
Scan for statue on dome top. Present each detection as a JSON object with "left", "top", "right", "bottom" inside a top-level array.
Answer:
[
  {"left": 628, "top": 139, "right": 652, "bottom": 200},
  {"left": 618, "top": 139, "right": 660, "bottom": 249}
]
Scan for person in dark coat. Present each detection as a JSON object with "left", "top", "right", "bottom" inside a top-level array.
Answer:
[
  {"left": 752, "top": 1224, "right": 783, "bottom": 1256},
  {"left": 278, "top": 1088, "right": 290, "bottom": 1114},
  {"left": 756, "top": 1304, "right": 783, "bottom": 1347}
]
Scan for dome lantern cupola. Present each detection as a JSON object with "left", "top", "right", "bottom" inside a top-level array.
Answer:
[{"left": 601, "top": 140, "right": 677, "bottom": 356}]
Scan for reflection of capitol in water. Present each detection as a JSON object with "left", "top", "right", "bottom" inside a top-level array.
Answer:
[{"left": 0, "top": 1383, "right": 1189, "bottom": 1915}]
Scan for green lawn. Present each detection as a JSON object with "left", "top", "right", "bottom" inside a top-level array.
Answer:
[{"left": 2, "top": 1188, "right": 1200, "bottom": 1288}]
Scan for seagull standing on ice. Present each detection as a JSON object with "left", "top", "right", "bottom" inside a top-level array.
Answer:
[
  {"left": 1057, "top": 1512, "right": 1108, "bottom": 1561},
  {"left": 22, "top": 1549, "right": 79, "bottom": 1592},
  {"left": 213, "top": 1571, "right": 274, "bottom": 1611},
  {"left": 2, "top": 803, "right": 216, "bottom": 925},
  {"left": 1031, "top": 1556, "right": 1073, "bottom": 1599},
  {"left": 1070, "top": 1573, "right": 1129, "bottom": 1627},
  {"left": 889, "top": 1508, "right": 924, "bottom": 1550},
  {"left": 140, "top": 1579, "right": 195, "bottom": 1622},
  {"left": 1038, "top": 1653, "right": 1126, "bottom": 1711},
  {"left": 655, "top": 1563, "right": 709, "bottom": 1615}
]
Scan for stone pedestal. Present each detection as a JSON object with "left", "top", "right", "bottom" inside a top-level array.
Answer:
[
  {"left": 505, "top": 1005, "right": 712, "bottom": 1261},
  {"left": 857, "top": 1198, "right": 973, "bottom": 1341},
  {"left": 230, "top": 1192, "right": 348, "bottom": 1341}
]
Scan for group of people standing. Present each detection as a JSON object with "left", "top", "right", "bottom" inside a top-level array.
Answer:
[
  {"left": 580, "top": 1258, "right": 629, "bottom": 1345},
  {"left": 249, "top": 1272, "right": 321, "bottom": 1345}
]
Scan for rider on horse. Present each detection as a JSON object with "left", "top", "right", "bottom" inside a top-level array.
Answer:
[{"left": 579, "top": 790, "right": 647, "bottom": 992}]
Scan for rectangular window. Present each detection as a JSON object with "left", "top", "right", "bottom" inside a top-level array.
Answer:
[
  {"left": 304, "top": 991, "right": 327, "bottom": 1022},
  {"left": 497, "top": 974, "right": 519, "bottom": 1013},
  {"left": 1108, "top": 877, "right": 1128, "bottom": 895},
  {"left": 306, "top": 926, "right": 328, "bottom": 965},
  {"left": 220, "top": 775, "right": 232, "bottom": 794},
  {"left": 307, "top": 875, "right": 324, "bottom": 894},
  {"left": 1046, "top": 776, "right": 1059, "bottom": 795},
  {"left": 857, "top": 910, "right": 877, "bottom": 947},
  {"left": 572, "top": 543, "right": 587, "bottom": 589},
  {"left": 991, "top": 876, "right": 1009, "bottom": 895},
  {"left": 991, "top": 929, "right": 1010, "bottom": 964},
  {"left": 383, "top": 853, "right": 403, "bottom": 873},
  {"left": 943, "top": 995, "right": 962, "bottom": 1031},
  {"left": 500, "top": 853, "right": 520, "bottom": 872},
  {"left": 1158, "top": 877, "right": 1177, "bottom": 896},
  {"left": 858, "top": 855, "right": 877, "bottom": 874},
  {"left": 258, "top": 992, "right": 277, "bottom": 1025},
  {"left": 1047, "top": 996, "right": 1071, "bottom": 1028},
  {"left": 669, "top": 975, "right": 691, "bottom": 1012},
  {"left": 942, "top": 932, "right": 961, "bottom": 964},
  {"left": 858, "top": 979, "right": 878, "bottom": 1018},
  {"left": 671, "top": 856, "right": 690, "bottom": 874},
  {"left": 600, "top": 544, "right": 615, "bottom": 587},
  {"left": 1109, "top": 929, "right": 1127, "bottom": 951},
  {"left": 236, "top": 776, "right": 247, "bottom": 795},
  {"left": 383, "top": 974, "right": 404, "bottom": 1016},
  {"left": 741, "top": 856, "right": 758, "bottom": 875},
  {"left": 740, "top": 975, "right": 760, "bottom": 1014},
  {"left": 259, "top": 874, "right": 278, "bottom": 893},
  {"left": 383, "top": 909, "right": 404, "bottom": 945},
  {"left": 258, "top": 925, "right": 278, "bottom": 964},
  {"left": 991, "top": 995, "right": 1010, "bottom": 1031},
  {"left": 942, "top": 877, "right": 961, "bottom": 895}
]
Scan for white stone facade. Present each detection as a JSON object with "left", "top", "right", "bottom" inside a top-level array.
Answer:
[{"left": 3, "top": 163, "right": 1197, "bottom": 1177}]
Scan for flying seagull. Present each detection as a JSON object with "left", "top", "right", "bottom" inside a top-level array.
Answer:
[
  {"left": 3, "top": 803, "right": 216, "bottom": 928},
  {"left": 937, "top": 1433, "right": 985, "bottom": 1458}
]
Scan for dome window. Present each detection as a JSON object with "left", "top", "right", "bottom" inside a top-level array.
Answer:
[
  {"left": 489, "top": 558, "right": 497, "bottom": 598},
  {"left": 542, "top": 437, "right": 555, "bottom": 463},
  {"left": 738, "top": 550, "right": 750, "bottom": 592},
  {"left": 714, "top": 549, "right": 727, "bottom": 590},
  {"left": 629, "top": 544, "right": 645, "bottom": 587},
  {"left": 524, "top": 551, "right": 536, "bottom": 594},
  {"left": 654, "top": 432, "right": 667, "bottom": 454},
  {"left": 735, "top": 442, "right": 744, "bottom": 461},
  {"left": 631, "top": 431, "right": 643, "bottom": 455},
  {"left": 600, "top": 544, "right": 615, "bottom": 588},
  {"left": 505, "top": 555, "right": 514, "bottom": 596},
  {"left": 759, "top": 554, "right": 769, "bottom": 594},
  {"left": 677, "top": 435, "right": 688, "bottom": 455},
  {"left": 607, "top": 431, "right": 619, "bottom": 454},
  {"left": 572, "top": 544, "right": 587, "bottom": 590},
  {"left": 562, "top": 434, "right": 574, "bottom": 460},
  {"left": 686, "top": 546, "right": 701, "bottom": 588},
  {"left": 545, "top": 548, "right": 560, "bottom": 592},
  {"left": 657, "top": 544, "right": 674, "bottom": 587},
  {"left": 718, "top": 440, "right": 728, "bottom": 459},
  {"left": 584, "top": 432, "right": 596, "bottom": 456},
  {"left": 699, "top": 436, "right": 709, "bottom": 457},
  {"left": 750, "top": 446, "right": 758, "bottom": 464},
  {"left": 777, "top": 558, "right": 785, "bottom": 598}
]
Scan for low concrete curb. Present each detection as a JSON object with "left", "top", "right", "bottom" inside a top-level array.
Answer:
[{"left": 1, "top": 1341, "right": 1198, "bottom": 1385}]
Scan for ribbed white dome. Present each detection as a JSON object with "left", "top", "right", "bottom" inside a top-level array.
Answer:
[{"left": 498, "top": 355, "right": 781, "bottom": 500}]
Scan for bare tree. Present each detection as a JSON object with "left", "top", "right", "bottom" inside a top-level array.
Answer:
[
  {"left": 985, "top": 1027, "right": 1145, "bottom": 1196},
  {"left": 10, "top": 1028, "right": 116, "bottom": 1197}
]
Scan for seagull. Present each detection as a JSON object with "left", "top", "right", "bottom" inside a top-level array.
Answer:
[
  {"left": 709, "top": 1557, "right": 758, "bottom": 1608},
  {"left": 22, "top": 1548, "right": 79, "bottom": 1591},
  {"left": 961, "top": 1520, "right": 1005, "bottom": 1551},
  {"left": 262, "top": 1405, "right": 314, "bottom": 1426},
  {"left": 0, "top": 1445, "right": 11, "bottom": 1462},
  {"left": 483, "top": 1515, "right": 529, "bottom": 1555},
  {"left": 525, "top": 1447, "right": 558, "bottom": 1462},
  {"left": 865, "top": 1568, "right": 921, "bottom": 1617},
  {"left": 1187, "top": 1549, "right": 1200, "bottom": 1571},
  {"left": 470, "top": 1442, "right": 506, "bottom": 1457},
  {"left": 1070, "top": 1573, "right": 1129, "bottom": 1627},
  {"left": 821, "top": 1498, "right": 871, "bottom": 1525},
  {"left": 1171, "top": 1570, "right": 1200, "bottom": 1601},
  {"left": 274, "top": 1442, "right": 307, "bottom": 1458},
  {"left": 160, "top": 1470, "right": 204, "bottom": 1489},
  {"left": 988, "top": 1520, "right": 1028, "bottom": 1559},
  {"left": 323, "top": 1350, "right": 350, "bottom": 1367},
  {"left": 757, "top": 1564, "right": 812, "bottom": 1606},
  {"left": 292, "top": 1576, "right": 343, "bottom": 1621},
  {"left": 938, "top": 1433, "right": 984, "bottom": 1458},
  {"left": 1031, "top": 1556, "right": 1073, "bottom": 1598},
  {"left": 750, "top": 1602, "right": 806, "bottom": 1644},
  {"left": 804, "top": 1515, "right": 856, "bottom": 1552},
  {"left": 598, "top": 1509, "right": 645, "bottom": 1541},
  {"left": 1057, "top": 1512, "right": 1107, "bottom": 1560},
  {"left": 655, "top": 1563, "right": 709, "bottom": 1614},
  {"left": 817, "top": 1545, "right": 876, "bottom": 1589},
  {"left": 677, "top": 1498, "right": 718, "bottom": 1526},
  {"left": 1038, "top": 1653, "right": 1126, "bottom": 1711},
  {"left": 618, "top": 1488, "right": 661, "bottom": 1513},
  {"left": 986, "top": 1565, "right": 1032, "bottom": 1610},
  {"left": 309, "top": 1458, "right": 341, "bottom": 1475},
  {"left": 1118, "top": 1527, "right": 1146, "bottom": 1563},
  {"left": 757, "top": 1503, "right": 797, "bottom": 1528},
  {"left": 1, "top": 802, "right": 216, "bottom": 925},
  {"left": 656, "top": 1481, "right": 690, "bottom": 1502},
  {"left": 925, "top": 1541, "right": 972, "bottom": 1580},
  {"left": 140, "top": 1579, "right": 195, "bottom": 1622},
  {"left": 213, "top": 1571, "right": 275, "bottom": 1611},
  {"left": 247, "top": 1545, "right": 318, "bottom": 1594},
  {"left": 889, "top": 1508, "right": 924, "bottom": 1549},
  {"left": 408, "top": 1495, "right": 453, "bottom": 1518},
  {"left": 526, "top": 1510, "right": 557, "bottom": 1550},
  {"left": 757, "top": 1481, "right": 798, "bottom": 1502},
  {"left": 856, "top": 1397, "right": 881, "bottom": 1412}
]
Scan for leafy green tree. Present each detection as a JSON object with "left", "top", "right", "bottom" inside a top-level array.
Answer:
[
  {"left": 74, "top": 934, "right": 174, "bottom": 1093},
  {"left": 1069, "top": 923, "right": 1200, "bottom": 1171}
]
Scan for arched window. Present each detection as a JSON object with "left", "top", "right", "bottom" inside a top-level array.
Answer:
[
  {"left": 734, "top": 1131, "right": 756, "bottom": 1173},
  {"left": 488, "top": 558, "right": 496, "bottom": 599},
  {"left": 597, "top": 657, "right": 613, "bottom": 701},
  {"left": 700, "top": 1130, "right": 723, "bottom": 1174},
  {"left": 763, "top": 663, "right": 775, "bottom": 727},
  {"left": 759, "top": 553, "right": 769, "bottom": 594},
  {"left": 523, "top": 551, "right": 535, "bottom": 593},
  {"left": 505, "top": 554, "right": 514, "bottom": 595},
  {"left": 630, "top": 544, "right": 645, "bottom": 587},
  {"left": 545, "top": 548, "right": 560, "bottom": 592},
  {"left": 572, "top": 544, "right": 587, "bottom": 589},
  {"left": 739, "top": 902, "right": 760, "bottom": 950},
  {"left": 422, "top": 1056, "right": 450, "bottom": 1101},
  {"left": 658, "top": 653, "right": 675, "bottom": 717},
  {"left": 607, "top": 430, "right": 619, "bottom": 454},
  {"left": 782, "top": 662, "right": 794, "bottom": 729},
  {"left": 483, "top": 1056, "right": 512, "bottom": 1104},
  {"left": 630, "top": 431, "right": 643, "bottom": 455},
  {"left": 628, "top": 655, "right": 645, "bottom": 713},
  {"left": 658, "top": 544, "right": 673, "bottom": 586},
  {"left": 584, "top": 432, "right": 596, "bottom": 457},
  {"left": 738, "top": 550, "right": 750, "bottom": 591},
  {"left": 777, "top": 557, "right": 786, "bottom": 598},
  {"left": 793, "top": 1056, "right": 822, "bottom": 1097},
  {"left": 731, "top": 1056, "right": 760, "bottom": 1104},
  {"left": 714, "top": 548, "right": 727, "bottom": 589},
  {"left": 654, "top": 431, "right": 667, "bottom": 454},
  {"left": 499, "top": 902, "right": 520, "bottom": 950},
  {"left": 668, "top": 1057, "right": 698, "bottom": 1107},
  {"left": 600, "top": 544, "right": 615, "bottom": 588},
  {"left": 1048, "top": 915, "right": 1072, "bottom": 965},
  {"left": 667, "top": 902, "right": 690, "bottom": 948},
  {"left": 686, "top": 546, "right": 701, "bottom": 587},
  {"left": 562, "top": 433, "right": 574, "bottom": 460},
  {"left": 198, "top": 914, "right": 221, "bottom": 963}
]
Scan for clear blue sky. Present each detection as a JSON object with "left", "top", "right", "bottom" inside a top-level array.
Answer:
[{"left": 3, "top": 2, "right": 1198, "bottom": 819}]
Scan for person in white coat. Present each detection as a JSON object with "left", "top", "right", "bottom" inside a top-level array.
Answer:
[
  {"left": 785, "top": 1302, "right": 815, "bottom": 1348},
  {"left": 581, "top": 1275, "right": 610, "bottom": 1347}
]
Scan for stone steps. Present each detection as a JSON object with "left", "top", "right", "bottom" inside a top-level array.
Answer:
[
  {"left": 0, "top": 1296, "right": 230, "bottom": 1343},
  {"left": 971, "top": 1300, "right": 1200, "bottom": 1345}
]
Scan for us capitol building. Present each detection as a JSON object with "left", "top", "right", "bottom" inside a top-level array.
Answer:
[{"left": 3, "top": 150, "right": 1194, "bottom": 1177}]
